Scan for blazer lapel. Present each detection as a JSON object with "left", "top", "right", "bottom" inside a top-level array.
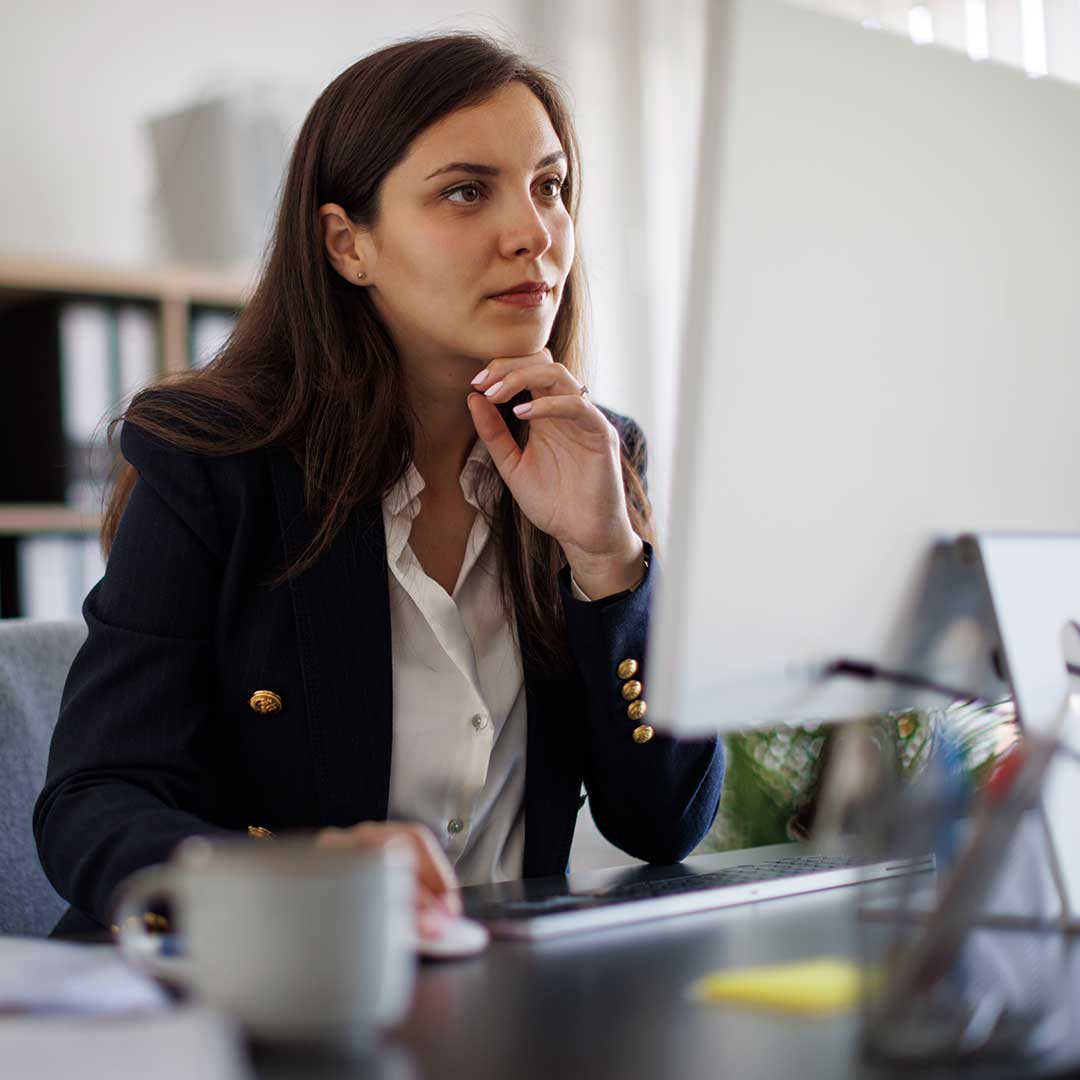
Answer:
[
  {"left": 268, "top": 445, "right": 393, "bottom": 827},
  {"left": 520, "top": 622, "right": 587, "bottom": 878}
]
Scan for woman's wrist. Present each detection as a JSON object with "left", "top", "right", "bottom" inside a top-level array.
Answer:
[{"left": 564, "top": 532, "right": 646, "bottom": 601}]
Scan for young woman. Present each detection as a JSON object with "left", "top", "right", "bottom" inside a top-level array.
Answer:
[{"left": 34, "top": 33, "right": 724, "bottom": 939}]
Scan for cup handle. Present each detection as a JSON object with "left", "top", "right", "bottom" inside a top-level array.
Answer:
[{"left": 111, "top": 864, "right": 193, "bottom": 986}]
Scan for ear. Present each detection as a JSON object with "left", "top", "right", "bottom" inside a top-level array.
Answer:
[{"left": 318, "top": 203, "right": 377, "bottom": 285}]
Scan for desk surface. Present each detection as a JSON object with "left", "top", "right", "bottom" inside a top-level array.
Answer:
[{"left": 249, "top": 850, "right": 1080, "bottom": 1080}]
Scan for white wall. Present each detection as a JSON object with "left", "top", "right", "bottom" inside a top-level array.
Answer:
[{"left": 0, "top": 0, "right": 539, "bottom": 267}]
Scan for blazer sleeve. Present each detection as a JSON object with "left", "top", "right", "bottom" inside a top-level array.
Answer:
[
  {"left": 33, "top": 419, "right": 236, "bottom": 926},
  {"left": 558, "top": 418, "right": 724, "bottom": 864}
]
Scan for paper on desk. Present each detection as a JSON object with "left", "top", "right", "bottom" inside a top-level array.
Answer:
[
  {"left": 688, "top": 956, "right": 866, "bottom": 1015},
  {"left": 0, "top": 936, "right": 168, "bottom": 1015},
  {"left": 0, "top": 1006, "right": 253, "bottom": 1080}
]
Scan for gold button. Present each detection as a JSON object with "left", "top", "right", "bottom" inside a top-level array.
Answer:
[
  {"left": 627, "top": 699, "right": 648, "bottom": 721},
  {"left": 249, "top": 690, "right": 283, "bottom": 714},
  {"left": 112, "top": 913, "right": 171, "bottom": 934},
  {"left": 633, "top": 724, "right": 655, "bottom": 744},
  {"left": 248, "top": 825, "right": 275, "bottom": 840},
  {"left": 621, "top": 679, "right": 642, "bottom": 701},
  {"left": 617, "top": 659, "right": 638, "bottom": 680}
]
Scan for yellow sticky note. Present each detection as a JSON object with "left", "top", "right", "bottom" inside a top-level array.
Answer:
[{"left": 688, "top": 957, "right": 865, "bottom": 1015}]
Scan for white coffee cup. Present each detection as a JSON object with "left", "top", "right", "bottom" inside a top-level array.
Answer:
[{"left": 111, "top": 835, "right": 416, "bottom": 1049}]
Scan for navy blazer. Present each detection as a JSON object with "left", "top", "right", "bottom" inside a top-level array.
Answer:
[{"left": 34, "top": 403, "right": 724, "bottom": 931}]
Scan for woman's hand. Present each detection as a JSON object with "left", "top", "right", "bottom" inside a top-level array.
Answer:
[
  {"left": 467, "top": 348, "right": 644, "bottom": 599},
  {"left": 314, "top": 821, "right": 462, "bottom": 940}
]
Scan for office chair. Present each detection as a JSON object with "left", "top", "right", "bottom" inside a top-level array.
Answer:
[{"left": 0, "top": 618, "right": 86, "bottom": 936}]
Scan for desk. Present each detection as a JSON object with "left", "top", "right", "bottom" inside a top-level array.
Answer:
[
  {"left": 250, "top": 850, "right": 1080, "bottom": 1080},
  {"left": 40, "top": 849, "right": 1080, "bottom": 1080},
  {"left": 383, "top": 879, "right": 860, "bottom": 1080}
]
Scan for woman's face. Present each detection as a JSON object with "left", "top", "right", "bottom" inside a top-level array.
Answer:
[{"left": 340, "top": 82, "right": 574, "bottom": 370}]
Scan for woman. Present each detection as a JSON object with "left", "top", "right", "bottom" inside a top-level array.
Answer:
[{"left": 34, "top": 33, "right": 724, "bottom": 940}]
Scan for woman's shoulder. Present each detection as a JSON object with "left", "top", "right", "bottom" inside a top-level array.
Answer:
[
  {"left": 118, "top": 388, "right": 276, "bottom": 489},
  {"left": 120, "top": 387, "right": 253, "bottom": 453},
  {"left": 118, "top": 388, "right": 274, "bottom": 547}
]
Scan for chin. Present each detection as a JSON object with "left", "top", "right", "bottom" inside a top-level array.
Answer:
[{"left": 468, "top": 327, "right": 551, "bottom": 361}]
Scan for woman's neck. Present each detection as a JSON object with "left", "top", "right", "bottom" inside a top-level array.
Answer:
[{"left": 405, "top": 359, "right": 481, "bottom": 492}]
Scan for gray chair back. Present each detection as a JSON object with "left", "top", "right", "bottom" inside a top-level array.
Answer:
[{"left": 0, "top": 618, "right": 86, "bottom": 936}]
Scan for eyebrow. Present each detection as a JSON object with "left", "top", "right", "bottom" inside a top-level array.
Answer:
[{"left": 424, "top": 150, "right": 567, "bottom": 181}]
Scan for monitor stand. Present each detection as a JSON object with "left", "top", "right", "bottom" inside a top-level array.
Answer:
[
  {"left": 972, "top": 533, "right": 1080, "bottom": 930},
  {"left": 859, "top": 534, "right": 1080, "bottom": 933}
]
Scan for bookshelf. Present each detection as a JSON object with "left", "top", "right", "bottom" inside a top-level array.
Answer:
[
  {"left": 0, "top": 252, "right": 251, "bottom": 615},
  {"left": 0, "top": 252, "right": 251, "bottom": 374}
]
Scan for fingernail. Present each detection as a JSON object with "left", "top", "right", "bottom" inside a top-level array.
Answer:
[
  {"left": 512, "top": 402, "right": 532, "bottom": 416},
  {"left": 484, "top": 380, "right": 504, "bottom": 398},
  {"left": 471, "top": 368, "right": 489, "bottom": 386}
]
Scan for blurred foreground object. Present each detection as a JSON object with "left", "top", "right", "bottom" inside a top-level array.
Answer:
[
  {"left": 689, "top": 955, "right": 864, "bottom": 1015},
  {"left": 854, "top": 666, "right": 1080, "bottom": 1069}
]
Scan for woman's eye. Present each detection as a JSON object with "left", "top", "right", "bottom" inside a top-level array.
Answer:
[
  {"left": 446, "top": 184, "right": 483, "bottom": 205},
  {"left": 539, "top": 176, "right": 564, "bottom": 198}
]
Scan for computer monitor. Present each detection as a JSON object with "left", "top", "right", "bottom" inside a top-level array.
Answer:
[{"left": 648, "top": 0, "right": 1080, "bottom": 747}]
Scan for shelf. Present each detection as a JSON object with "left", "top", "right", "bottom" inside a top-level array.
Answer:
[
  {"left": 0, "top": 505, "right": 103, "bottom": 536},
  {"left": 0, "top": 251, "right": 254, "bottom": 307},
  {"left": 0, "top": 250, "right": 251, "bottom": 379},
  {"left": 0, "top": 254, "right": 253, "bottom": 616}
]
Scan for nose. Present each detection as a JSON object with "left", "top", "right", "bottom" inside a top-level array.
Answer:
[{"left": 498, "top": 193, "right": 553, "bottom": 261}]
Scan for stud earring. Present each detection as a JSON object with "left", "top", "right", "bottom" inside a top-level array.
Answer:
[{"left": 357, "top": 271, "right": 366, "bottom": 280}]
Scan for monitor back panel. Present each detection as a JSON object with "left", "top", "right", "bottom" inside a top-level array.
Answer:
[{"left": 651, "top": 0, "right": 1080, "bottom": 733}]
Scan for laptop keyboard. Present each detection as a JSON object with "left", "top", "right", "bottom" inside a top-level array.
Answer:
[{"left": 469, "top": 853, "right": 880, "bottom": 921}]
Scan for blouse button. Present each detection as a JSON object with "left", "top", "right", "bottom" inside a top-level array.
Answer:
[
  {"left": 447, "top": 818, "right": 465, "bottom": 835},
  {"left": 617, "top": 659, "right": 638, "bottom": 680},
  {"left": 471, "top": 714, "right": 488, "bottom": 731}
]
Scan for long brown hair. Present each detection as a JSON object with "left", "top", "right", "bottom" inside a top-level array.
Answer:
[{"left": 103, "top": 32, "right": 654, "bottom": 673}]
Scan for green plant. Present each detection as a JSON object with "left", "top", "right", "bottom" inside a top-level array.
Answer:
[{"left": 698, "top": 699, "right": 1018, "bottom": 854}]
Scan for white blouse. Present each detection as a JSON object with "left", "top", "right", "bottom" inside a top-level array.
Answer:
[
  {"left": 383, "top": 439, "right": 574, "bottom": 886},
  {"left": 384, "top": 438, "right": 596, "bottom": 885},
  {"left": 383, "top": 440, "right": 595, "bottom": 885}
]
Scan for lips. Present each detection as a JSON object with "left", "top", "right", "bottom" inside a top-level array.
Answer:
[
  {"left": 490, "top": 287, "right": 549, "bottom": 309},
  {"left": 490, "top": 281, "right": 550, "bottom": 298}
]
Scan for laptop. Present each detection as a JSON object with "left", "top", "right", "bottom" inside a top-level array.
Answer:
[{"left": 464, "top": 844, "right": 933, "bottom": 941}]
